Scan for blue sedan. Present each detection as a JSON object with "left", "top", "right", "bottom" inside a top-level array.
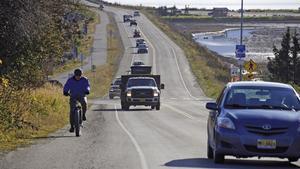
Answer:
[{"left": 206, "top": 81, "right": 300, "bottom": 163}]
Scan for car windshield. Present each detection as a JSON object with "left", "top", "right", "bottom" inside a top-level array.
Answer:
[
  {"left": 224, "top": 86, "right": 300, "bottom": 111},
  {"left": 139, "top": 44, "right": 147, "bottom": 48},
  {"left": 133, "top": 61, "right": 144, "bottom": 65},
  {"left": 127, "top": 79, "right": 156, "bottom": 87},
  {"left": 114, "top": 79, "right": 122, "bottom": 85}
]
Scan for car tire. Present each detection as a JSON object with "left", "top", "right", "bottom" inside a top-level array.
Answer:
[
  {"left": 121, "top": 102, "right": 129, "bottom": 110},
  {"left": 207, "top": 141, "right": 213, "bottom": 159},
  {"left": 122, "top": 105, "right": 129, "bottom": 111},
  {"left": 109, "top": 95, "right": 113, "bottom": 99},
  {"left": 151, "top": 106, "right": 155, "bottom": 110},
  {"left": 213, "top": 150, "right": 224, "bottom": 164},
  {"left": 288, "top": 157, "right": 298, "bottom": 163},
  {"left": 156, "top": 104, "right": 160, "bottom": 110}
]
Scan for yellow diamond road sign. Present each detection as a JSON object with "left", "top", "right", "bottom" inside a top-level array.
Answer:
[{"left": 244, "top": 59, "right": 257, "bottom": 73}]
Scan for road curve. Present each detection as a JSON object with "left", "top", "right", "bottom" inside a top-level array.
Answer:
[{"left": 0, "top": 4, "right": 300, "bottom": 169}]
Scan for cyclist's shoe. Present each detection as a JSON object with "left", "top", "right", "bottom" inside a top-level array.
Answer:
[
  {"left": 82, "top": 114, "right": 87, "bottom": 121},
  {"left": 69, "top": 127, "right": 75, "bottom": 133}
]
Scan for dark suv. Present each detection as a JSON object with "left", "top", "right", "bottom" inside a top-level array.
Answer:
[{"left": 109, "top": 77, "right": 122, "bottom": 99}]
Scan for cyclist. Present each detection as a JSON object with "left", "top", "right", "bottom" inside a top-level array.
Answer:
[{"left": 63, "top": 69, "right": 90, "bottom": 133}]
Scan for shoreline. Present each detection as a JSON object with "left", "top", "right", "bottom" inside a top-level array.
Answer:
[{"left": 192, "top": 26, "right": 299, "bottom": 62}]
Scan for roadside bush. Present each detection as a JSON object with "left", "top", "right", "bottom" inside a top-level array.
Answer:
[{"left": 0, "top": 83, "right": 68, "bottom": 149}]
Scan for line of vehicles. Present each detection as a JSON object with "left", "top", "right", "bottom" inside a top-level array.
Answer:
[
  {"left": 110, "top": 10, "right": 300, "bottom": 165},
  {"left": 109, "top": 11, "right": 163, "bottom": 111}
]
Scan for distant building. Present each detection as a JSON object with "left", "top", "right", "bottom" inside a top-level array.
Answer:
[{"left": 208, "top": 8, "right": 229, "bottom": 17}]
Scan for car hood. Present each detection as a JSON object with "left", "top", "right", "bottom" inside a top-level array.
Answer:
[
  {"left": 110, "top": 85, "right": 120, "bottom": 88},
  {"left": 127, "top": 86, "right": 157, "bottom": 90},
  {"left": 225, "top": 109, "right": 300, "bottom": 125}
]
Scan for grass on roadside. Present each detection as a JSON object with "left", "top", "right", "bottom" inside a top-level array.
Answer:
[
  {"left": 0, "top": 84, "right": 69, "bottom": 151},
  {"left": 54, "top": 60, "right": 82, "bottom": 75},
  {"left": 78, "top": 7, "right": 101, "bottom": 57},
  {"left": 53, "top": 6, "right": 100, "bottom": 75},
  {"left": 0, "top": 8, "right": 103, "bottom": 153},
  {"left": 85, "top": 12, "right": 124, "bottom": 99},
  {"left": 142, "top": 9, "right": 230, "bottom": 98}
]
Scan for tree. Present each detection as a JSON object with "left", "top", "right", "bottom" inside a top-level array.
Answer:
[
  {"left": 267, "top": 28, "right": 292, "bottom": 83},
  {"left": 157, "top": 6, "right": 168, "bottom": 16},
  {"left": 291, "top": 32, "right": 300, "bottom": 84},
  {"left": 170, "top": 5, "right": 177, "bottom": 16},
  {"left": 0, "top": 0, "right": 78, "bottom": 88}
]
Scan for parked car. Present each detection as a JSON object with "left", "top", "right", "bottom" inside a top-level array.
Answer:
[
  {"left": 130, "top": 20, "right": 137, "bottom": 26},
  {"left": 133, "top": 11, "right": 140, "bottom": 16},
  {"left": 136, "top": 38, "right": 145, "bottom": 47},
  {"left": 109, "top": 77, "right": 122, "bottom": 99},
  {"left": 206, "top": 81, "right": 300, "bottom": 163},
  {"left": 137, "top": 44, "right": 148, "bottom": 54}
]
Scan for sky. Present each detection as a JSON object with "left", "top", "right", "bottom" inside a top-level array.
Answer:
[{"left": 105, "top": 0, "right": 300, "bottom": 9}]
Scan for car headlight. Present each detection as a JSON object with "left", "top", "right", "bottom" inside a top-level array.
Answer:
[
  {"left": 127, "top": 91, "right": 132, "bottom": 97},
  {"left": 153, "top": 91, "right": 159, "bottom": 97},
  {"left": 217, "top": 117, "right": 235, "bottom": 130}
]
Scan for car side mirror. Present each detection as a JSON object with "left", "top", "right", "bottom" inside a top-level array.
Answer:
[
  {"left": 206, "top": 102, "right": 218, "bottom": 110},
  {"left": 160, "top": 83, "right": 165, "bottom": 89}
]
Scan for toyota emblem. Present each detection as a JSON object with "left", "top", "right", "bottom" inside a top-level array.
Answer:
[{"left": 262, "top": 124, "right": 272, "bottom": 130}]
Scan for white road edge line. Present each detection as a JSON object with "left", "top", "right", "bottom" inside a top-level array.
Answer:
[
  {"left": 171, "top": 48, "right": 198, "bottom": 100},
  {"left": 147, "top": 17, "right": 198, "bottom": 100},
  {"left": 164, "top": 104, "right": 201, "bottom": 123},
  {"left": 114, "top": 105, "right": 149, "bottom": 169}
]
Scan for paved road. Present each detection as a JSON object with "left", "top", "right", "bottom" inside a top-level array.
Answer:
[
  {"left": 53, "top": 9, "right": 109, "bottom": 85},
  {"left": 1, "top": 4, "right": 300, "bottom": 169}
]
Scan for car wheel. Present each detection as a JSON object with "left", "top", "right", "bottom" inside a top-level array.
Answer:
[
  {"left": 109, "top": 95, "right": 113, "bottom": 99},
  {"left": 213, "top": 149, "right": 224, "bottom": 164},
  {"left": 151, "top": 106, "right": 155, "bottom": 110},
  {"left": 121, "top": 102, "right": 129, "bottom": 110},
  {"left": 288, "top": 157, "right": 298, "bottom": 163},
  {"left": 156, "top": 105, "right": 160, "bottom": 110},
  {"left": 207, "top": 141, "right": 213, "bottom": 159},
  {"left": 122, "top": 105, "right": 129, "bottom": 111}
]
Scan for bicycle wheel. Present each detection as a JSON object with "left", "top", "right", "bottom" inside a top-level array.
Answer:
[{"left": 74, "top": 107, "right": 81, "bottom": 137}]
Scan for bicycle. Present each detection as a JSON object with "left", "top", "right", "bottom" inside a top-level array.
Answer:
[{"left": 72, "top": 103, "right": 82, "bottom": 137}]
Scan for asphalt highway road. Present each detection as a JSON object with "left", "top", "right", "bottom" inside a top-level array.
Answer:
[{"left": 1, "top": 4, "right": 300, "bottom": 169}]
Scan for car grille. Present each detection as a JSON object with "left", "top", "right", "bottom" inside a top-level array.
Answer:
[
  {"left": 244, "top": 145, "right": 288, "bottom": 153},
  {"left": 245, "top": 125, "right": 288, "bottom": 136},
  {"left": 132, "top": 89, "right": 153, "bottom": 98}
]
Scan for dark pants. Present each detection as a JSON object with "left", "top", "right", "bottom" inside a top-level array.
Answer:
[{"left": 69, "top": 97, "right": 87, "bottom": 127}]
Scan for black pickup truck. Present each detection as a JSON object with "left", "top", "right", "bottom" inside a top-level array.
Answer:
[{"left": 120, "top": 66, "right": 164, "bottom": 110}]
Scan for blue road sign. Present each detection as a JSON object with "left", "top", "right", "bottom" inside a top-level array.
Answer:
[{"left": 235, "top": 45, "right": 246, "bottom": 58}]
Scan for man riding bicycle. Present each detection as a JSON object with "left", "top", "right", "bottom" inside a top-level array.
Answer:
[{"left": 63, "top": 69, "right": 90, "bottom": 133}]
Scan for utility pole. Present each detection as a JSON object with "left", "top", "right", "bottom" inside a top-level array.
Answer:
[{"left": 239, "top": 0, "right": 244, "bottom": 81}]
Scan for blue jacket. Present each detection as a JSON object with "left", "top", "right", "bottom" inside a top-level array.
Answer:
[{"left": 63, "top": 76, "right": 90, "bottom": 97}]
